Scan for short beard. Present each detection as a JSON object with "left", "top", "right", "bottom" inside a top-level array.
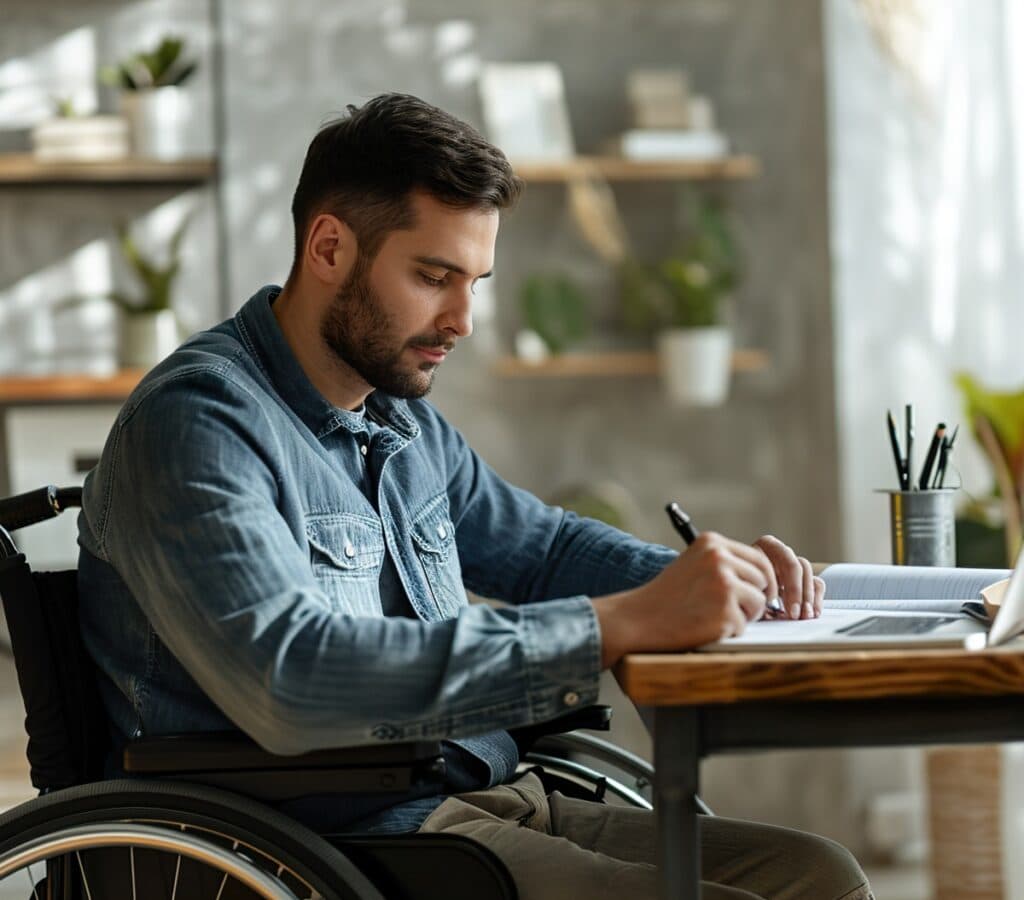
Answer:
[{"left": 320, "top": 252, "right": 447, "bottom": 400}]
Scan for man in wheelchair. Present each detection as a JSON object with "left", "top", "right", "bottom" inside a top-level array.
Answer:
[{"left": 70, "top": 93, "right": 873, "bottom": 899}]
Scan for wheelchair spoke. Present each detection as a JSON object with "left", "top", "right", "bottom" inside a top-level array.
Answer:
[
  {"left": 213, "top": 841, "right": 239, "bottom": 900},
  {"left": 75, "top": 850, "right": 95, "bottom": 900},
  {"left": 23, "top": 863, "right": 40, "bottom": 900},
  {"left": 171, "top": 852, "right": 182, "bottom": 900}
]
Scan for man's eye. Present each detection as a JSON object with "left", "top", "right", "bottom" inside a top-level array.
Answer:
[{"left": 420, "top": 272, "right": 445, "bottom": 287}]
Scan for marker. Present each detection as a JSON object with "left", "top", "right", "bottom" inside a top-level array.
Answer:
[
  {"left": 665, "top": 502, "right": 785, "bottom": 618},
  {"left": 918, "top": 423, "right": 946, "bottom": 490}
]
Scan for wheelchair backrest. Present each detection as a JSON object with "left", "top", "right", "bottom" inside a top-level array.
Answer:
[{"left": 0, "top": 487, "right": 109, "bottom": 792}]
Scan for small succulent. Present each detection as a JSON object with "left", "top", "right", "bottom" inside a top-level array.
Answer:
[
  {"left": 101, "top": 37, "right": 197, "bottom": 90},
  {"left": 108, "top": 214, "right": 193, "bottom": 314}
]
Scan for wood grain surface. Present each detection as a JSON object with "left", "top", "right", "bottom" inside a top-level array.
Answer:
[{"left": 615, "top": 646, "right": 1024, "bottom": 706}]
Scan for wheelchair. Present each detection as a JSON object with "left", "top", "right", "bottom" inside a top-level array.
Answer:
[{"left": 0, "top": 485, "right": 675, "bottom": 900}]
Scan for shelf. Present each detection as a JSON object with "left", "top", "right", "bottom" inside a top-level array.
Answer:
[
  {"left": 0, "top": 155, "right": 217, "bottom": 187},
  {"left": 512, "top": 155, "right": 759, "bottom": 183},
  {"left": 493, "top": 349, "right": 769, "bottom": 378},
  {"left": 0, "top": 370, "right": 145, "bottom": 405}
]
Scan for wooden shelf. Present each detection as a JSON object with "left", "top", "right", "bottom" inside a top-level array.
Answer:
[
  {"left": 0, "top": 370, "right": 145, "bottom": 404},
  {"left": 0, "top": 155, "right": 217, "bottom": 187},
  {"left": 512, "top": 155, "right": 759, "bottom": 183},
  {"left": 492, "top": 349, "right": 769, "bottom": 378}
]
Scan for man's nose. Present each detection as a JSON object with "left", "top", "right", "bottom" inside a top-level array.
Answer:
[{"left": 438, "top": 286, "right": 473, "bottom": 338}]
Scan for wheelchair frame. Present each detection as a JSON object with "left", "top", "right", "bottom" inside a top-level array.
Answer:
[{"left": 0, "top": 485, "right": 667, "bottom": 899}]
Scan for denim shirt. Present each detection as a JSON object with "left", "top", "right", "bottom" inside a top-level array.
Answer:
[{"left": 77, "top": 286, "right": 676, "bottom": 829}]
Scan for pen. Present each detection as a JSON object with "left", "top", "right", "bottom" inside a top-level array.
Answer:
[
  {"left": 665, "top": 502, "right": 785, "bottom": 618},
  {"left": 935, "top": 424, "right": 958, "bottom": 488},
  {"left": 887, "top": 410, "right": 907, "bottom": 490},
  {"left": 905, "top": 404, "right": 914, "bottom": 491},
  {"left": 918, "top": 423, "right": 946, "bottom": 490}
]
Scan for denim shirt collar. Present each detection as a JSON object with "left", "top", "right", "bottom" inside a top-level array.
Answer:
[{"left": 235, "top": 285, "right": 420, "bottom": 442}]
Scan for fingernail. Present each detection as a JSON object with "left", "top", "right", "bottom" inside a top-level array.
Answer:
[{"left": 789, "top": 603, "right": 801, "bottom": 618}]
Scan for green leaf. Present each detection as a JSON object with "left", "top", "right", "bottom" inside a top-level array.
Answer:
[
  {"left": 519, "top": 274, "right": 589, "bottom": 355},
  {"left": 955, "top": 372, "right": 1024, "bottom": 492}
]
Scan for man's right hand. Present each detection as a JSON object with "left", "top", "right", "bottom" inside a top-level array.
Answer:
[{"left": 592, "top": 532, "right": 778, "bottom": 667}]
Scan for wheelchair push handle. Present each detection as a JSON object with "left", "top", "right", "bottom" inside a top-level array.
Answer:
[{"left": 0, "top": 485, "right": 82, "bottom": 532}]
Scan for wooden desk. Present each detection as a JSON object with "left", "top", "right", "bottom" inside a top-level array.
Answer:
[{"left": 615, "top": 646, "right": 1024, "bottom": 900}]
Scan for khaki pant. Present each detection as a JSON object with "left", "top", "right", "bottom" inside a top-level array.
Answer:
[{"left": 419, "top": 772, "right": 874, "bottom": 900}]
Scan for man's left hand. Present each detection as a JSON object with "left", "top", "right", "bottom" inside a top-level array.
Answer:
[{"left": 752, "top": 535, "right": 824, "bottom": 620}]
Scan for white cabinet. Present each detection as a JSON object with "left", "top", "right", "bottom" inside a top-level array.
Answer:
[{"left": 5, "top": 405, "right": 120, "bottom": 568}]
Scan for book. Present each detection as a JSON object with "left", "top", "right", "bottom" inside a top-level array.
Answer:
[
  {"left": 611, "top": 128, "right": 729, "bottom": 161},
  {"left": 820, "top": 563, "right": 1010, "bottom": 622}
]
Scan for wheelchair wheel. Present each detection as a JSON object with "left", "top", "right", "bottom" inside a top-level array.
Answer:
[{"left": 0, "top": 779, "right": 385, "bottom": 900}]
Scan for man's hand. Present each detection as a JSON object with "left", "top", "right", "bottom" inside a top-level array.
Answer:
[
  {"left": 752, "top": 534, "right": 825, "bottom": 620},
  {"left": 593, "top": 531, "right": 783, "bottom": 667}
]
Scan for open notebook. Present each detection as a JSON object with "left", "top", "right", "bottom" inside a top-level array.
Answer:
[{"left": 697, "top": 552, "right": 1024, "bottom": 653}]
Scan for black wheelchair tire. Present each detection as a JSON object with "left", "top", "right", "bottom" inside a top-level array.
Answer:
[{"left": 0, "top": 778, "right": 385, "bottom": 900}]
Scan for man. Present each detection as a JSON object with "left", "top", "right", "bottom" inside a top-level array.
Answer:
[{"left": 78, "top": 93, "right": 872, "bottom": 899}]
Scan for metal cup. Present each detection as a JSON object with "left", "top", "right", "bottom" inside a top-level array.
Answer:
[{"left": 884, "top": 489, "right": 957, "bottom": 567}]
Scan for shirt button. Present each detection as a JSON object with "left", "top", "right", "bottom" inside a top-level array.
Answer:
[
  {"left": 562, "top": 691, "right": 580, "bottom": 707},
  {"left": 344, "top": 542, "right": 356, "bottom": 558},
  {"left": 436, "top": 524, "right": 447, "bottom": 540},
  {"left": 360, "top": 444, "right": 368, "bottom": 456}
]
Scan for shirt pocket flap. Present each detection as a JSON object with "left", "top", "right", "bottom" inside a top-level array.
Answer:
[
  {"left": 410, "top": 499, "right": 456, "bottom": 558},
  {"left": 305, "top": 513, "right": 384, "bottom": 571}
]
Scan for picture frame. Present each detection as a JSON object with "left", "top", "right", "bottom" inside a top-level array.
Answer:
[{"left": 478, "top": 62, "right": 576, "bottom": 162}]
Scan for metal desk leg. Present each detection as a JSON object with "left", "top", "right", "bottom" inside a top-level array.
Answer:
[{"left": 655, "top": 705, "right": 700, "bottom": 900}]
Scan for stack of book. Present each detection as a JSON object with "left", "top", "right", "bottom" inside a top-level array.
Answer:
[{"left": 30, "top": 116, "right": 130, "bottom": 162}]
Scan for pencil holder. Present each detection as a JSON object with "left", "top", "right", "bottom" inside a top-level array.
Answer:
[{"left": 883, "top": 489, "right": 957, "bottom": 567}]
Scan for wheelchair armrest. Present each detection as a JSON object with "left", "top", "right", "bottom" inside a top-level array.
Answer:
[
  {"left": 123, "top": 731, "right": 446, "bottom": 802},
  {"left": 507, "top": 704, "right": 612, "bottom": 756}
]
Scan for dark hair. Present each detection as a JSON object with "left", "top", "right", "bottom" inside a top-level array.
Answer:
[{"left": 289, "top": 93, "right": 522, "bottom": 273}]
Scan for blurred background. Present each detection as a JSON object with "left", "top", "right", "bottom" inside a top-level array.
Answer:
[{"left": 2, "top": 1, "right": 1024, "bottom": 897}]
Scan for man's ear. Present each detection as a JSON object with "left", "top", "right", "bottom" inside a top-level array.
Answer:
[{"left": 304, "top": 213, "right": 357, "bottom": 286}]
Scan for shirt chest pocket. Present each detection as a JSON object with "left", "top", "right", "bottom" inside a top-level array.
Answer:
[
  {"left": 411, "top": 496, "right": 467, "bottom": 619},
  {"left": 305, "top": 513, "right": 385, "bottom": 617}
]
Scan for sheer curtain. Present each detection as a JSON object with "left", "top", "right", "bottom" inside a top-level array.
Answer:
[
  {"left": 826, "top": 0, "right": 1024, "bottom": 867},
  {"left": 829, "top": 0, "right": 1024, "bottom": 567}
]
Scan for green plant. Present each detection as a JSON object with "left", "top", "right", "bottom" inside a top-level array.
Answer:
[
  {"left": 955, "top": 372, "right": 1024, "bottom": 564},
  {"left": 101, "top": 37, "right": 197, "bottom": 90},
  {"left": 519, "top": 273, "right": 589, "bottom": 355},
  {"left": 110, "top": 216, "right": 192, "bottom": 314},
  {"left": 620, "top": 196, "right": 740, "bottom": 333}
]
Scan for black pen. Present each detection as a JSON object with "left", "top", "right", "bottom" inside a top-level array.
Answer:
[
  {"left": 905, "top": 404, "right": 915, "bottom": 491},
  {"left": 918, "top": 423, "right": 946, "bottom": 490},
  {"left": 665, "top": 502, "right": 785, "bottom": 618},
  {"left": 887, "top": 410, "right": 907, "bottom": 490},
  {"left": 935, "top": 424, "right": 959, "bottom": 488}
]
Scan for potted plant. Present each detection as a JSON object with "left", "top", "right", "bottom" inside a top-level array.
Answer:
[
  {"left": 101, "top": 37, "right": 198, "bottom": 160},
  {"left": 620, "top": 196, "right": 739, "bottom": 406},
  {"left": 954, "top": 373, "right": 1024, "bottom": 566},
  {"left": 516, "top": 273, "right": 589, "bottom": 361}
]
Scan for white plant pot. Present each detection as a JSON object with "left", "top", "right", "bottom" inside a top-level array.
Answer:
[
  {"left": 656, "top": 326, "right": 733, "bottom": 407},
  {"left": 120, "top": 310, "right": 180, "bottom": 369},
  {"left": 121, "top": 87, "right": 198, "bottom": 160}
]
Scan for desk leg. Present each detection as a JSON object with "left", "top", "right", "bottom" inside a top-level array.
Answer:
[{"left": 655, "top": 705, "right": 700, "bottom": 900}]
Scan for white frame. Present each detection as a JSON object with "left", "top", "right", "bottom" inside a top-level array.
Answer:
[{"left": 478, "top": 63, "right": 576, "bottom": 162}]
